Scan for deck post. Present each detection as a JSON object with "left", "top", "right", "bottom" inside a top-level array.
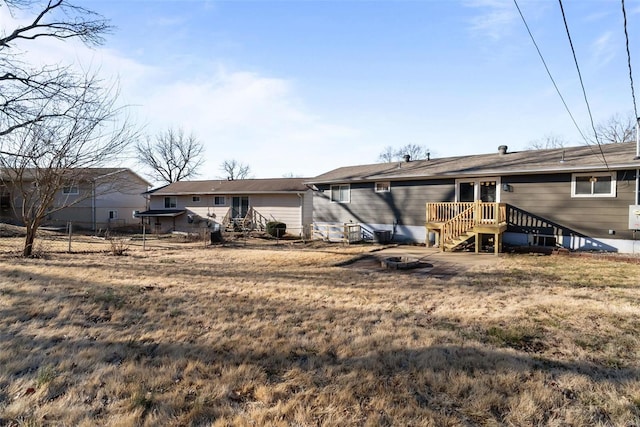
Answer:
[{"left": 475, "top": 232, "right": 480, "bottom": 253}]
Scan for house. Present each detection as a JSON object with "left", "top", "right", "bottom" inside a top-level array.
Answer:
[
  {"left": 0, "top": 168, "right": 150, "bottom": 230},
  {"left": 137, "top": 178, "right": 313, "bottom": 236},
  {"left": 307, "top": 142, "right": 640, "bottom": 253}
]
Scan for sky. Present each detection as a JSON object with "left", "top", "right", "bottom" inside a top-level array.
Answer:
[{"left": 2, "top": 0, "right": 640, "bottom": 182}]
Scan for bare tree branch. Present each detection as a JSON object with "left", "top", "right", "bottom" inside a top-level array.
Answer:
[
  {"left": 1, "top": 0, "right": 111, "bottom": 145},
  {"left": 594, "top": 113, "right": 635, "bottom": 144},
  {"left": 525, "top": 133, "right": 567, "bottom": 150},
  {"left": 377, "top": 144, "right": 430, "bottom": 162},
  {"left": 220, "top": 159, "right": 252, "bottom": 180},
  {"left": 135, "top": 127, "right": 205, "bottom": 184}
]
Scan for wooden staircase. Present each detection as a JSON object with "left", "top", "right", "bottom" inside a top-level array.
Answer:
[
  {"left": 426, "top": 202, "right": 507, "bottom": 255},
  {"left": 221, "top": 207, "right": 270, "bottom": 232}
]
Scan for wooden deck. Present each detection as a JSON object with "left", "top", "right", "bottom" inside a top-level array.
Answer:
[{"left": 426, "top": 202, "right": 507, "bottom": 255}]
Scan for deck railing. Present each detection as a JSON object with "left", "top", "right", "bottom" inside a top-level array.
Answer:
[
  {"left": 441, "top": 204, "right": 476, "bottom": 246},
  {"left": 426, "top": 202, "right": 506, "bottom": 225}
]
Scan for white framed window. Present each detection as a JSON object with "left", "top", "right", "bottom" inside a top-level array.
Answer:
[
  {"left": 571, "top": 172, "right": 616, "bottom": 198},
  {"left": 192, "top": 196, "right": 201, "bottom": 202},
  {"left": 109, "top": 210, "right": 118, "bottom": 220},
  {"left": 214, "top": 196, "right": 226, "bottom": 206},
  {"left": 62, "top": 185, "right": 79, "bottom": 195},
  {"left": 375, "top": 182, "right": 390, "bottom": 193},
  {"left": 330, "top": 184, "right": 350, "bottom": 203},
  {"left": 164, "top": 196, "right": 177, "bottom": 208}
]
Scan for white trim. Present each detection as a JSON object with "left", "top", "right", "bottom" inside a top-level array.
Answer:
[
  {"left": 62, "top": 185, "right": 79, "bottom": 195},
  {"left": 374, "top": 181, "right": 391, "bottom": 193},
  {"left": 330, "top": 184, "right": 350, "bottom": 203},
  {"left": 454, "top": 177, "right": 501, "bottom": 202},
  {"left": 571, "top": 172, "right": 616, "bottom": 198}
]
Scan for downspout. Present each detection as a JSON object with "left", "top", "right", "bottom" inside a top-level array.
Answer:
[
  {"left": 92, "top": 180, "right": 96, "bottom": 232},
  {"left": 297, "top": 193, "right": 304, "bottom": 238}
]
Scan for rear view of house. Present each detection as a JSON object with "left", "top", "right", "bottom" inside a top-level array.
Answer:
[
  {"left": 308, "top": 142, "right": 640, "bottom": 253},
  {"left": 138, "top": 178, "right": 313, "bottom": 236}
]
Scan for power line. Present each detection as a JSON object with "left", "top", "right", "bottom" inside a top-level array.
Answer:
[
  {"left": 621, "top": 0, "right": 639, "bottom": 121},
  {"left": 512, "top": 0, "right": 607, "bottom": 168},
  {"left": 557, "top": 0, "right": 609, "bottom": 169}
]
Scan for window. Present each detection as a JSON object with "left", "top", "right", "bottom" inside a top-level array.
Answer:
[
  {"left": 192, "top": 196, "right": 201, "bottom": 202},
  {"left": 164, "top": 196, "right": 177, "bottom": 208},
  {"left": 214, "top": 196, "right": 226, "bottom": 206},
  {"left": 62, "top": 185, "right": 79, "bottom": 195},
  {"left": 109, "top": 210, "right": 118, "bottom": 220},
  {"left": 0, "top": 188, "right": 9, "bottom": 211},
  {"left": 330, "top": 184, "right": 350, "bottom": 203},
  {"left": 571, "top": 173, "right": 616, "bottom": 197},
  {"left": 375, "top": 182, "right": 390, "bottom": 193}
]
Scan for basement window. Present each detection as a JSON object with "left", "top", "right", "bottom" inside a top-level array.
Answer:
[
  {"left": 330, "top": 184, "right": 350, "bottom": 203},
  {"left": 571, "top": 172, "right": 616, "bottom": 197},
  {"left": 375, "top": 182, "right": 390, "bottom": 193}
]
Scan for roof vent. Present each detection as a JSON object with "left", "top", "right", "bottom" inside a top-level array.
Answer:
[
  {"left": 498, "top": 145, "right": 508, "bottom": 155},
  {"left": 403, "top": 154, "right": 411, "bottom": 162}
]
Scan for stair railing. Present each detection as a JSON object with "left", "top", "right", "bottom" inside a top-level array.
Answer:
[{"left": 441, "top": 204, "right": 476, "bottom": 249}]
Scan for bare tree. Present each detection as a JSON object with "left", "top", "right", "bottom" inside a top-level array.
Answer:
[
  {"left": 0, "top": 83, "right": 136, "bottom": 257},
  {"left": 0, "top": 0, "right": 136, "bottom": 257},
  {"left": 220, "top": 159, "right": 251, "bottom": 180},
  {"left": 525, "top": 133, "right": 568, "bottom": 150},
  {"left": 377, "top": 146, "right": 396, "bottom": 163},
  {"left": 135, "top": 127, "right": 204, "bottom": 184},
  {"left": 594, "top": 113, "right": 636, "bottom": 144},
  {"left": 377, "top": 144, "right": 430, "bottom": 162}
]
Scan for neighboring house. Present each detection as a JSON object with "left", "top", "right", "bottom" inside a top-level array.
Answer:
[
  {"left": 0, "top": 168, "right": 150, "bottom": 230},
  {"left": 137, "top": 178, "right": 313, "bottom": 236},
  {"left": 308, "top": 142, "right": 640, "bottom": 253}
]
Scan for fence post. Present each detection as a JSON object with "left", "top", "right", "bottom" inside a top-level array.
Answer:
[{"left": 67, "top": 221, "right": 72, "bottom": 253}]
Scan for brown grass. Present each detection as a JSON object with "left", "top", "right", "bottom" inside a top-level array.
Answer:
[{"left": 0, "top": 236, "right": 639, "bottom": 426}]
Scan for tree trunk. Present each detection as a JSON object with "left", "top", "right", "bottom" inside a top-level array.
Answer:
[{"left": 23, "top": 225, "right": 36, "bottom": 257}]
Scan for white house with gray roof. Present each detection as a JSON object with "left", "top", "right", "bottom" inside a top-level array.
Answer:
[{"left": 138, "top": 178, "right": 313, "bottom": 236}]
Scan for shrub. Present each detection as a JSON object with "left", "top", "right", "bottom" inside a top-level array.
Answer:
[{"left": 266, "top": 221, "right": 286, "bottom": 238}]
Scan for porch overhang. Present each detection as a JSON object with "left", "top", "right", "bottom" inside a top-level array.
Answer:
[{"left": 135, "top": 209, "right": 185, "bottom": 218}]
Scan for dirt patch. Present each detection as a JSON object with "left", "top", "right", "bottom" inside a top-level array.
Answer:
[{"left": 342, "top": 246, "right": 499, "bottom": 279}]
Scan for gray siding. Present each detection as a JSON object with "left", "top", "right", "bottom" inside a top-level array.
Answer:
[
  {"left": 503, "top": 171, "right": 637, "bottom": 240},
  {"left": 313, "top": 179, "right": 455, "bottom": 227}
]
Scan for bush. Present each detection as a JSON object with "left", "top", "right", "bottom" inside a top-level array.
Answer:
[{"left": 266, "top": 221, "right": 286, "bottom": 238}]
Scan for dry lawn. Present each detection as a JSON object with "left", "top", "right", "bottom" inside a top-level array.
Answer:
[{"left": 0, "top": 235, "right": 639, "bottom": 426}]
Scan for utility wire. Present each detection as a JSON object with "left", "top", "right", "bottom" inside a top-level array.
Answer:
[
  {"left": 512, "top": 0, "right": 590, "bottom": 145},
  {"left": 621, "top": 0, "right": 639, "bottom": 121},
  {"left": 513, "top": 0, "right": 607, "bottom": 168},
  {"left": 557, "top": 0, "right": 609, "bottom": 169}
]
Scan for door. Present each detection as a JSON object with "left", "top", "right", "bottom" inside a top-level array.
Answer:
[
  {"left": 232, "top": 196, "right": 249, "bottom": 218},
  {"left": 456, "top": 178, "right": 499, "bottom": 202}
]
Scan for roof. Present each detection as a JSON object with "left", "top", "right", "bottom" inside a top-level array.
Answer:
[
  {"left": 0, "top": 167, "right": 151, "bottom": 186},
  {"left": 307, "top": 143, "right": 640, "bottom": 184},
  {"left": 150, "top": 178, "right": 310, "bottom": 196}
]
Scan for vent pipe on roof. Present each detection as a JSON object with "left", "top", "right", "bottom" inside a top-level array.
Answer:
[
  {"left": 498, "top": 145, "right": 508, "bottom": 155},
  {"left": 403, "top": 154, "right": 411, "bottom": 162}
]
